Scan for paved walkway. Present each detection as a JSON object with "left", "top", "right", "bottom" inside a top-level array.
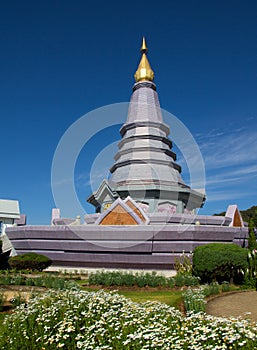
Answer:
[{"left": 206, "top": 291, "right": 257, "bottom": 322}]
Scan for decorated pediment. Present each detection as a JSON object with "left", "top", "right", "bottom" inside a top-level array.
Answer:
[
  {"left": 95, "top": 197, "right": 149, "bottom": 225},
  {"left": 124, "top": 197, "right": 150, "bottom": 224}
]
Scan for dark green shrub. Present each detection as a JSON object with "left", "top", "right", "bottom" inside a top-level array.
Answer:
[
  {"left": 248, "top": 219, "right": 257, "bottom": 251},
  {"left": 9, "top": 253, "right": 52, "bottom": 272},
  {"left": 192, "top": 243, "right": 248, "bottom": 284}
]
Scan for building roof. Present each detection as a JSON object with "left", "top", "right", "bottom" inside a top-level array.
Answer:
[{"left": 0, "top": 199, "right": 20, "bottom": 219}]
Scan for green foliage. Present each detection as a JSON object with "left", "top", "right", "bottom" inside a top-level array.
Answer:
[
  {"left": 174, "top": 252, "right": 192, "bottom": 275},
  {"left": 117, "top": 289, "right": 182, "bottom": 307},
  {"left": 0, "top": 271, "right": 78, "bottom": 290},
  {"left": 192, "top": 243, "right": 248, "bottom": 284},
  {"left": 213, "top": 211, "right": 226, "bottom": 216},
  {"left": 173, "top": 273, "right": 199, "bottom": 287},
  {"left": 1, "top": 289, "right": 256, "bottom": 349},
  {"left": 183, "top": 282, "right": 233, "bottom": 313},
  {"left": 8, "top": 253, "right": 52, "bottom": 272},
  {"left": 0, "top": 272, "right": 25, "bottom": 285},
  {"left": 221, "top": 281, "right": 230, "bottom": 292},
  {"left": 183, "top": 287, "right": 206, "bottom": 313},
  {"left": 203, "top": 281, "right": 220, "bottom": 297},
  {"left": 241, "top": 205, "right": 257, "bottom": 227},
  {"left": 88, "top": 270, "right": 199, "bottom": 288},
  {"left": 244, "top": 249, "right": 257, "bottom": 288},
  {"left": 247, "top": 219, "right": 257, "bottom": 251},
  {"left": 89, "top": 270, "right": 165, "bottom": 287}
]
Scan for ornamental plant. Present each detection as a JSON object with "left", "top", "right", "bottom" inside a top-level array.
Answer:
[
  {"left": 244, "top": 248, "right": 257, "bottom": 288},
  {"left": 183, "top": 282, "right": 231, "bottom": 313},
  {"left": 174, "top": 251, "right": 192, "bottom": 275},
  {"left": 1, "top": 289, "right": 257, "bottom": 349},
  {"left": 88, "top": 270, "right": 199, "bottom": 288},
  {"left": 8, "top": 252, "right": 52, "bottom": 272},
  {"left": 192, "top": 243, "right": 248, "bottom": 284}
]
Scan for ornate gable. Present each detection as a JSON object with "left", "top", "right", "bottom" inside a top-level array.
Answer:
[
  {"left": 95, "top": 197, "right": 150, "bottom": 225},
  {"left": 225, "top": 205, "right": 244, "bottom": 227},
  {"left": 124, "top": 196, "right": 150, "bottom": 224}
]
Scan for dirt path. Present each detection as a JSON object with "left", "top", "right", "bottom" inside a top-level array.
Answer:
[{"left": 206, "top": 291, "right": 257, "bottom": 322}]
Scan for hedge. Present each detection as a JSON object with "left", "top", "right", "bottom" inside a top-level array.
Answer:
[
  {"left": 8, "top": 252, "right": 52, "bottom": 271},
  {"left": 192, "top": 243, "right": 248, "bottom": 284}
]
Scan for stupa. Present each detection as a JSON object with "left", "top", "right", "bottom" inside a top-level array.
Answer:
[
  {"left": 87, "top": 38, "right": 205, "bottom": 215},
  {"left": 6, "top": 39, "right": 248, "bottom": 269}
]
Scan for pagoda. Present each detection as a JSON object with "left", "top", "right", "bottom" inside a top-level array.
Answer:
[
  {"left": 6, "top": 38, "right": 247, "bottom": 270},
  {"left": 87, "top": 38, "right": 205, "bottom": 214}
]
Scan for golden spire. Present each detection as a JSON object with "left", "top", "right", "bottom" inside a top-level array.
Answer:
[{"left": 134, "top": 37, "right": 154, "bottom": 82}]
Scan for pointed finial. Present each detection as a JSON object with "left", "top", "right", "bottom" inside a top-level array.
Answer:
[
  {"left": 134, "top": 37, "right": 154, "bottom": 82},
  {"left": 140, "top": 37, "right": 148, "bottom": 54}
]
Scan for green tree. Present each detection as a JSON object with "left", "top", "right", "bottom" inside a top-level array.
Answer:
[
  {"left": 241, "top": 206, "right": 257, "bottom": 227},
  {"left": 248, "top": 219, "right": 257, "bottom": 251},
  {"left": 214, "top": 205, "right": 257, "bottom": 227}
]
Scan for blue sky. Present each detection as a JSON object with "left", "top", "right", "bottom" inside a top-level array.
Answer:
[{"left": 1, "top": 0, "right": 256, "bottom": 224}]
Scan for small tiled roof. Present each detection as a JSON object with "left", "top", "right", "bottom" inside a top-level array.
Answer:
[{"left": 0, "top": 199, "right": 20, "bottom": 219}]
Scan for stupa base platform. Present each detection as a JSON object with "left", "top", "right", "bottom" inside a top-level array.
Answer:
[{"left": 6, "top": 220, "right": 248, "bottom": 270}]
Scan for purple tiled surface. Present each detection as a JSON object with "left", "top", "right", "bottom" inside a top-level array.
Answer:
[{"left": 6, "top": 224, "right": 248, "bottom": 269}]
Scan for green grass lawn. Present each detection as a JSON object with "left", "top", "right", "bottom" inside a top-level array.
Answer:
[
  {"left": 117, "top": 289, "right": 182, "bottom": 308},
  {"left": 83, "top": 286, "right": 183, "bottom": 309}
]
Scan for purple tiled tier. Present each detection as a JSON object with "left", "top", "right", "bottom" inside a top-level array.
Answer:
[{"left": 6, "top": 223, "right": 248, "bottom": 269}]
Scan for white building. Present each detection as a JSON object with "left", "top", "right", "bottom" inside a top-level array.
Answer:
[{"left": 0, "top": 199, "right": 20, "bottom": 254}]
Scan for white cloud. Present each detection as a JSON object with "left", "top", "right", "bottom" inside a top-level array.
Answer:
[
  {"left": 179, "top": 122, "right": 257, "bottom": 208},
  {"left": 51, "top": 177, "right": 73, "bottom": 186},
  {"left": 75, "top": 166, "right": 110, "bottom": 190},
  {"left": 197, "top": 128, "right": 257, "bottom": 170},
  {"left": 205, "top": 190, "right": 253, "bottom": 202},
  {"left": 205, "top": 166, "right": 257, "bottom": 187}
]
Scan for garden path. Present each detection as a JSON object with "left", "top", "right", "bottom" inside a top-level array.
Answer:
[{"left": 206, "top": 291, "right": 257, "bottom": 322}]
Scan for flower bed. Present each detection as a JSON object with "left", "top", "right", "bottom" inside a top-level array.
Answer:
[{"left": 1, "top": 289, "right": 257, "bottom": 349}]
